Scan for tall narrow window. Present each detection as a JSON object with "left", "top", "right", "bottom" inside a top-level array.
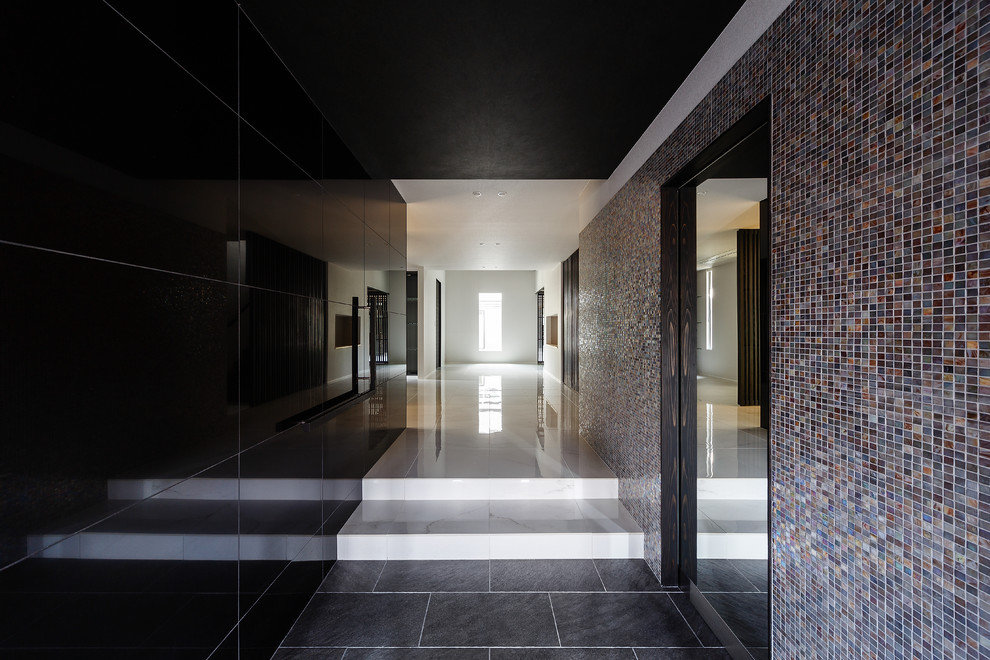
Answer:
[
  {"left": 705, "top": 269, "right": 714, "bottom": 351},
  {"left": 478, "top": 292, "right": 502, "bottom": 351}
]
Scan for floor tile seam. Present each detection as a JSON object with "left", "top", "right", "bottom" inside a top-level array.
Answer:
[
  {"left": 591, "top": 557, "right": 608, "bottom": 592},
  {"left": 370, "top": 561, "right": 388, "bottom": 592},
  {"left": 546, "top": 592, "right": 563, "bottom": 647},
  {"left": 417, "top": 592, "right": 431, "bottom": 647},
  {"left": 666, "top": 591, "right": 706, "bottom": 648}
]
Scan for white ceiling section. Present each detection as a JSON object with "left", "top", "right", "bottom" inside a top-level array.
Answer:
[
  {"left": 394, "top": 179, "right": 597, "bottom": 272},
  {"left": 696, "top": 178, "right": 767, "bottom": 266}
]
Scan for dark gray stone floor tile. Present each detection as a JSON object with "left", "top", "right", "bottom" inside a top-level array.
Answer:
[
  {"left": 319, "top": 561, "right": 385, "bottom": 592},
  {"left": 593, "top": 559, "right": 663, "bottom": 592},
  {"left": 730, "top": 559, "right": 768, "bottom": 593},
  {"left": 491, "top": 559, "right": 603, "bottom": 592},
  {"left": 704, "top": 592, "right": 769, "bottom": 648},
  {"left": 696, "top": 560, "right": 758, "bottom": 593},
  {"left": 551, "top": 593, "right": 699, "bottom": 648},
  {"left": 491, "top": 648, "right": 635, "bottom": 659},
  {"left": 421, "top": 592, "right": 558, "bottom": 647},
  {"left": 634, "top": 649, "right": 732, "bottom": 659},
  {"left": 272, "top": 649, "right": 346, "bottom": 659},
  {"left": 282, "top": 593, "right": 428, "bottom": 647},
  {"left": 344, "top": 649, "right": 488, "bottom": 659},
  {"left": 375, "top": 560, "right": 489, "bottom": 593},
  {"left": 668, "top": 592, "right": 721, "bottom": 647}
]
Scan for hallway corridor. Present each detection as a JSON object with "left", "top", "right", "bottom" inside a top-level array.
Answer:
[{"left": 274, "top": 365, "right": 730, "bottom": 658}]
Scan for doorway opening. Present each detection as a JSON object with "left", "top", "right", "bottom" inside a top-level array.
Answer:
[
  {"left": 660, "top": 99, "right": 771, "bottom": 660},
  {"left": 436, "top": 279, "right": 442, "bottom": 370}
]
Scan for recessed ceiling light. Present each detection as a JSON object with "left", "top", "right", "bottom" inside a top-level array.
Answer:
[
  {"left": 497, "top": 191, "right": 507, "bottom": 197},
  {"left": 479, "top": 242, "right": 485, "bottom": 246},
  {"left": 472, "top": 191, "right": 482, "bottom": 197},
  {"left": 495, "top": 242, "right": 501, "bottom": 246}
]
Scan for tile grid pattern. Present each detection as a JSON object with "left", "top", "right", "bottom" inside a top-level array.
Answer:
[
  {"left": 275, "top": 559, "right": 731, "bottom": 659},
  {"left": 579, "top": 0, "right": 989, "bottom": 657}
]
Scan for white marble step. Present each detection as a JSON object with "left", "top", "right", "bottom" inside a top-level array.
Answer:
[
  {"left": 363, "top": 477, "right": 617, "bottom": 500},
  {"left": 337, "top": 498, "right": 644, "bottom": 560},
  {"left": 697, "top": 478, "right": 767, "bottom": 500},
  {"left": 697, "top": 497, "right": 768, "bottom": 560}
]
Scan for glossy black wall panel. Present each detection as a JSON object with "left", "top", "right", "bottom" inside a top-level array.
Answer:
[
  {"left": 105, "top": 0, "right": 239, "bottom": 109},
  {"left": 390, "top": 182, "right": 408, "bottom": 256},
  {"left": 0, "top": 3, "right": 239, "bottom": 180},
  {"left": 365, "top": 179, "right": 392, "bottom": 242},
  {"left": 0, "top": 2, "right": 407, "bottom": 657},
  {"left": 0, "top": 245, "right": 236, "bottom": 562},
  {"left": 0, "top": 149, "right": 234, "bottom": 282},
  {"left": 239, "top": 9, "right": 323, "bottom": 180}
]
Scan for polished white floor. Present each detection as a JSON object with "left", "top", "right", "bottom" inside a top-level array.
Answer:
[
  {"left": 338, "top": 364, "right": 644, "bottom": 560},
  {"left": 696, "top": 375, "right": 768, "bottom": 560}
]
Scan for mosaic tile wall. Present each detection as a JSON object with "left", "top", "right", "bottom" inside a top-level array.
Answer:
[{"left": 578, "top": 0, "right": 989, "bottom": 657}]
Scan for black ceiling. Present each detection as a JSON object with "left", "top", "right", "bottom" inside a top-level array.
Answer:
[{"left": 239, "top": 1, "right": 746, "bottom": 180}]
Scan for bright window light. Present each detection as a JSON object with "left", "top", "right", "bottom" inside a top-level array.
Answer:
[
  {"left": 478, "top": 292, "right": 502, "bottom": 351},
  {"left": 705, "top": 269, "right": 714, "bottom": 351}
]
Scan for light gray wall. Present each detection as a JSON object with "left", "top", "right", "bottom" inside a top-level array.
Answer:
[
  {"left": 445, "top": 270, "right": 537, "bottom": 364},
  {"left": 697, "top": 260, "right": 737, "bottom": 381}
]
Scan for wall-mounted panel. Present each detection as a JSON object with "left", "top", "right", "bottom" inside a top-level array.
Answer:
[{"left": 0, "top": 3, "right": 408, "bottom": 658}]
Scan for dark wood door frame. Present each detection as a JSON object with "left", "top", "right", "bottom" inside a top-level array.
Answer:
[{"left": 657, "top": 98, "right": 772, "bottom": 657}]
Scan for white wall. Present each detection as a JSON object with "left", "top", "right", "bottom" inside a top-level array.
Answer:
[
  {"left": 445, "top": 270, "right": 537, "bottom": 364},
  {"left": 417, "top": 267, "right": 446, "bottom": 377},
  {"left": 536, "top": 263, "right": 562, "bottom": 383},
  {"left": 697, "top": 260, "right": 738, "bottom": 381}
]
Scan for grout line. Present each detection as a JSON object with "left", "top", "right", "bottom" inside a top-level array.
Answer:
[
  {"left": 371, "top": 561, "right": 387, "bottom": 592},
  {"left": 631, "top": 648, "right": 640, "bottom": 659},
  {"left": 591, "top": 557, "right": 608, "bottom": 592},
  {"left": 667, "top": 592, "right": 705, "bottom": 647},
  {"left": 547, "top": 592, "right": 562, "bottom": 647},
  {"left": 417, "top": 592, "right": 432, "bottom": 647}
]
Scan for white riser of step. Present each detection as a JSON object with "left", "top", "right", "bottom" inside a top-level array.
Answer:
[
  {"left": 27, "top": 532, "right": 328, "bottom": 561},
  {"left": 338, "top": 498, "right": 643, "bottom": 560},
  {"left": 698, "top": 533, "right": 768, "bottom": 560},
  {"left": 697, "top": 478, "right": 768, "bottom": 500},
  {"left": 364, "top": 477, "right": 617, "bottom": 500},
  {"left": 338, "top": 532, "right": 644, "bottom": 560}
]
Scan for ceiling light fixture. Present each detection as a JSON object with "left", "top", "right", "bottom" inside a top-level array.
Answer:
[
  {"left": 479, "top": 242, "right": 485, "bottom": 246},
  {"left": 497, "top": 191, "right": 507, "bottom": 197},
  {"left": 472, "top": 191, "right": 482, "bottom": 197}
]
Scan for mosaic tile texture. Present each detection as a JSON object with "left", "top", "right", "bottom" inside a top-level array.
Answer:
[{"left": 578, "top": 0, "right": 990, "bottom": 657}]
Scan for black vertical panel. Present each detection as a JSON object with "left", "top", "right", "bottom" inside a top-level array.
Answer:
[
  {"left": 562, "top": 249, "right": 580, "bottom": 391},
  {"left": 737, "top": 229, "right": 761, "bottom": 406},
  {"left": 243, "top": 232, "right": 328, "bottom": 407},
  {"left": 407, "top": 272, "right": 418, "bottom": 375},
  {"left": 678, "top": 188, "right": 698, "bottom": 588},
  {"left": 436, "top": 279, "right": 442, "bottom": 370},
  {"left": 537, "top": 289, "right": 545, "bottom": 365},
  {"left": 659, "top": 187, "right": 681, "bottom": 586},
  {"left": 760, "top": 200, "right": 771, "bottom": 430}
]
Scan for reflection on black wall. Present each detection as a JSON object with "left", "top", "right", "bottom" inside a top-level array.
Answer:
[{"left": 0, "top": 2, "right": 406, "bottom": 658}]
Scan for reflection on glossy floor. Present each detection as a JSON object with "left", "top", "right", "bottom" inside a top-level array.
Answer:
[
  {"left": 696, "top": 376, "right": 768, "bottom": 561},
  {"left": 696, "top": 376, "right": 769, "bottom": 659},
  {"left": 338, "top": 364, "right": 644, "bottom": 560},
  {"left": 280, "top": 364, "right": 731, "bottom": 659}
]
